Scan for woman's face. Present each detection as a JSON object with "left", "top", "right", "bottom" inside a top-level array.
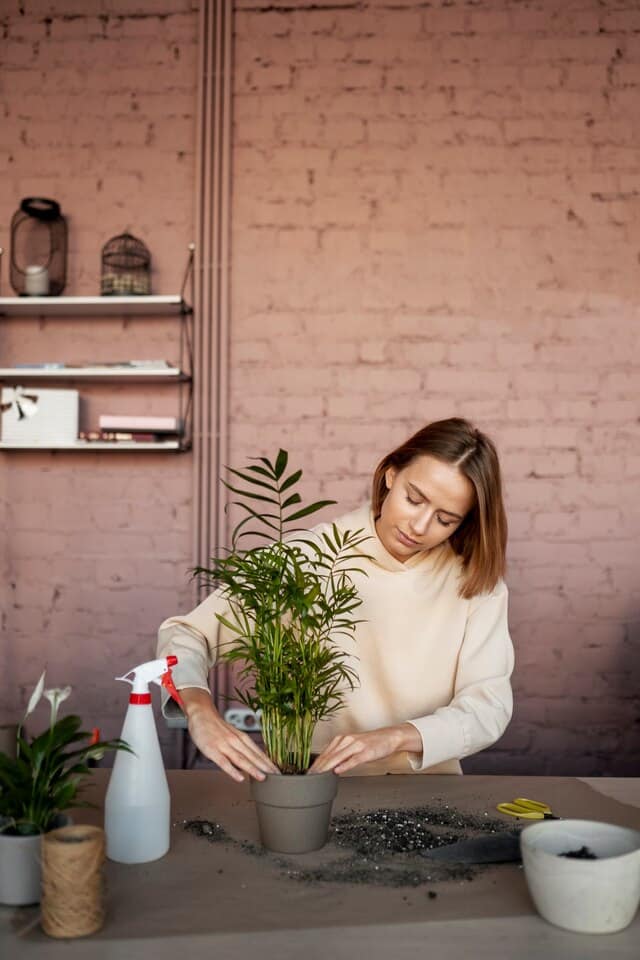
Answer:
[{"left": 375, "top": 455, "right": 475, "bottom": 562}]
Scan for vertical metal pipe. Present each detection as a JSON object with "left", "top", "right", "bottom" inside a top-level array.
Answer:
[{"left": 193, "top": 0, "right": 233, "bottom": 711}]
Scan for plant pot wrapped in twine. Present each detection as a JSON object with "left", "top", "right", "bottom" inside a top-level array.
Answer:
[{"left": 41, "top": 825, "right": 105, "bottom": 938}]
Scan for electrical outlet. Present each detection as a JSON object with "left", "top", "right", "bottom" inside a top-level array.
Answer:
[{"left": 224, "top": 707, "right": 262, "bottom": 732}]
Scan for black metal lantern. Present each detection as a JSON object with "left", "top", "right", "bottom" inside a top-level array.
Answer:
[
  {"left": 10, "top": 198, "right": 68, "bottom": 296},
  {"left": 101, "top": 232, "right": 151, "bottom": 296}
]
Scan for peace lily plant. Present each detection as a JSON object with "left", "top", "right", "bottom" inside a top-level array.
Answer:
[
  {"left": 195, "top": 450, "right": 370, "bottom": 775},
  {"left": 0, "top": 671, "right": 129, "bottom": 836}
]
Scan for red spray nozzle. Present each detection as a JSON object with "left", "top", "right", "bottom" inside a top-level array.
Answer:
[
  {"left": 161, "top": 665, "right": 184, "bottom": 709},
  {"left": 166, "top": 655, "right": 178, "bottom": 668}
]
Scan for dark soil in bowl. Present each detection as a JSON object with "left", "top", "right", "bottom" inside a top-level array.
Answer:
[{"left": 559, "top": 845, "right": 598, "bottom": 860}]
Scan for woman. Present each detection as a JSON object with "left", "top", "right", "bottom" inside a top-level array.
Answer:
[{"left": 157, "top": 417, "right": 514, "bottom": 781}]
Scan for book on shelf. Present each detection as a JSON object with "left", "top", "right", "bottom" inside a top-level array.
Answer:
[
  {"left": 98, "top": 415, "right": 183, "bottom": 433},
  {"left": 79, "top": 431, "right": 179, "bottom": 443},
  {"left": 13, "top": 360, "right": 173, "bottom": 371}
]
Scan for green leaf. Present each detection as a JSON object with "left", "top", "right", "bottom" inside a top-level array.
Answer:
[
  {"left": 222, "top": 482, "right": 280, "bottom": 505},
  {"left": 246, "top": 463, "right": 275, "bottom": 479},
  {"left": 279, "top": 469, "right": 302, "bottom": 493},
  {"left": 283, "top": 500, "right": 336, "bottom": 524},
  {"left": 281, "top": 493, "right": 301, "bottom": 510},
  {"left": 274, "top": 449, "right": 288, "bottom": 479},
  {"left": 226, "top": 467, "right": 279, "bottom": 494},
  {"left": 255, "top": 456, "right": 276, "bottom": 473},
  {"left": 215, "top": 613, "right": 245, "bottom": 636}
]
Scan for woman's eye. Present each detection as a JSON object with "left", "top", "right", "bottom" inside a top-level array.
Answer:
[
  {"left": 438, "top": 516, "right": 454, "bottom": 528},
  {"left": 406, "top": 495, "right": 421, "bottom": 506}
]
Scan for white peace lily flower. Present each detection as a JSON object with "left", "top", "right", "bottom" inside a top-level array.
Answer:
[
  {"left": 24, "top": 670, "right": 46, "bottom": 719},
  {"left": 44, "top": 686, "right": 72, "bottom": 726}
]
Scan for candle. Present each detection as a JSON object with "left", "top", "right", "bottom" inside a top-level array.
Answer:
[{"left": 24, "top": 265, "right": 49, "bottom": 296}]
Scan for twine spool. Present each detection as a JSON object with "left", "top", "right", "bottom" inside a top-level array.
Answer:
[{"left": 41, "top": 825, "right": 105, "bottom": 939}]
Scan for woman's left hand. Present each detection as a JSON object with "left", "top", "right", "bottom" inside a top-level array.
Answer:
[{"left": 307, "top": 723, "right": 422, "bottom": 775}]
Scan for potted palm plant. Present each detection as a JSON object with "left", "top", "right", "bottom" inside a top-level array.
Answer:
[
  {"left": 195, "top": 450, "right": 369, "bottom": 853},
  {"left": 0, "top": 673, "right": 129, "bottom": 905}
]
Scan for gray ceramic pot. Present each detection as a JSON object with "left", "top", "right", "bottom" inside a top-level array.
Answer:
[
  {"left": 250, "top": 771, "right": 338, "bottom": 854},
  {"left": 0, "top": 814, "right": 72, "bottom": 906}
]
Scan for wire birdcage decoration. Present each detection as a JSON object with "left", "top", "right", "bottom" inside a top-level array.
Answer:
[
  {"left": 101, "top": 232, "right": 151, "bottom": 296},
  {"left": 10, "top": 198, "right": 68, "bottom": 296}
]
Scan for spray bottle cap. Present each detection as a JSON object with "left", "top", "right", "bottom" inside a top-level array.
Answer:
[{"left": 116, "top": 656, "right": 184, "bottom": 708}]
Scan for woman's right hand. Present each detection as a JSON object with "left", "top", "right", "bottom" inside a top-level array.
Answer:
[{"left": 180, "top": 688, "right": 280, "bottom": 782}]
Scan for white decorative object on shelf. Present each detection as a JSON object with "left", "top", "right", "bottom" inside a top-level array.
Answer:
[
  {"left": 1, "top": 387, "right": 79, "bottom": 443},
  {"left": 24, "top": 265, "right": 49, "bottom": 296}
]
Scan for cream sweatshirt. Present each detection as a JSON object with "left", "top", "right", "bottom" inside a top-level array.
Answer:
[{"left": 157, "top": 503, "right": 514, "bottom": 776}]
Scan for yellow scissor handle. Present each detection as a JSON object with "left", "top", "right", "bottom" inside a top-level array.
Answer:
[{"left": 496, "top": 797, "right": 553, "bottom": 819}]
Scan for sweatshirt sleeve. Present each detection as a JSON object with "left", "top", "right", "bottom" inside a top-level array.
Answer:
[
  {"left": 406, "top": 580, "right": 515, "bottom": 771},
  {"left": 156, "top": 589, "right": 230, "bottom": 720}
]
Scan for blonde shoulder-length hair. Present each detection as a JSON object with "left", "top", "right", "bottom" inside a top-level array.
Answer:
[{"left": 372, "top": 418, "right": 507, "bottom": 599}]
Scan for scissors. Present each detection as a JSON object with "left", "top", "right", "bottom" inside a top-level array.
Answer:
[{"left": 496, "top": 797, "right": 559, "bottom": 820}]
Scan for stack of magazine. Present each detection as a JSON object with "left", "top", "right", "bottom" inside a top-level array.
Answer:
[{"left": 81, "top": 415, "right": 183, "bottom": 444}]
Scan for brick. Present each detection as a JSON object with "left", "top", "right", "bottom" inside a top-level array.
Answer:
[
  {"left": 445, "top": 340, "right": 496, "bottom": 367},
  {"left": 310, "top": 445, "right": 354, "bottom": 476},
  {"left": 535, "top": 509, "right": 621, "bottom": 540},
  {"left": 426, "top": 368, "right": 511, "bottom": 396},
  {"left": 587, "top": 539, "right": 638, "bottom": 566},
  {"left": 601, "top": 10, "right": 640, "bottom": 33},
  {"left": 495, "top": 342, "right": 537, "bottom": 367},
  {"left": 421, "top": 7, "right": 468, "bottom": 35},
  {"left": 508, "top": 539, "right": 588, "bottom": 567},
  {"left": 468, "top": 9, "right": 512, "bottom": 35},
  {"left": 239, "top": 64, "right": 292, "bottom": 93},
  {"left": 387, "top": 341, "right": 448, "bottom": 366},
  {"left": 349, "top": 31, "right": 422, "bottom": 63},
  {"left": 366, "top": 119, "right": 416, "bottom": 147}
]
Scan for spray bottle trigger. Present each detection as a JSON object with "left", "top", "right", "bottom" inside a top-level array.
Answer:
[{"left": 160, "top": 667, "right": 184, "bottom": 708}]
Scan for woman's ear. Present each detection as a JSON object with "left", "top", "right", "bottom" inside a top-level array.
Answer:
[{"left": 384, "top": 466, "right": 397, "bottom": 491}]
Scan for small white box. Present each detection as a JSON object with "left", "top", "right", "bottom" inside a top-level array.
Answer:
[{"left": 1, "top": 387, "right": 79, "bottom": 443}]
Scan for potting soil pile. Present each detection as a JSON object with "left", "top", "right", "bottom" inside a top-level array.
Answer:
[{"left": 183, "top": 801, "right": 508, "bottom": 887}]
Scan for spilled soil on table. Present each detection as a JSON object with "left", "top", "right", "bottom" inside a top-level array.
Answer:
[{"left": 183, "top": 800, "right": 512, "bottom": 888}]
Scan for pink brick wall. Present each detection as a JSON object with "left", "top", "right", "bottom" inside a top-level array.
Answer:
[{"left": 1, "top": 0, "right": 638, "bottom": 775}]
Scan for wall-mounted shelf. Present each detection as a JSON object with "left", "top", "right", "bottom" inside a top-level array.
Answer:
[
  {"left": 0, "top": 295, "right": 190, "bottom": 317},
  {"left": 0, "top": 439, "right": 187, "bottom": 452},
  {"left": 0, "top": 279, "right": 194, "bottom": 452},
  {"left": 0, "top": 367, "right": 190, "bottom": 382}
]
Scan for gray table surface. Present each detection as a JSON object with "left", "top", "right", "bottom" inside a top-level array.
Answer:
[{"left": 2, "top": 772, "right": 639, "bottom": 959}]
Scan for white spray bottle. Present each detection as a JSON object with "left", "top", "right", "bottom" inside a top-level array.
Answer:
[{"left": 105, "top": 655, "right": 184, "bottom": 864}]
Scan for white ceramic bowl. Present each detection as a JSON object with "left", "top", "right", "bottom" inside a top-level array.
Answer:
[{"left": 520, "top": 819, "right": 640, "bottom": 934}]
